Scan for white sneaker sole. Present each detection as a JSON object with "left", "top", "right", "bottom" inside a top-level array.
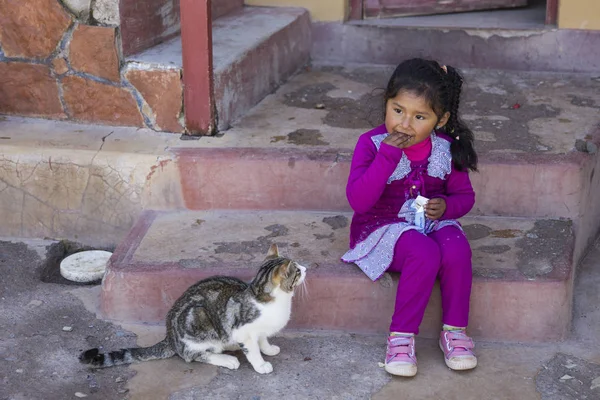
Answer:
[
  {"left": 384, "top": 362, "right": 417, "bottom": 377},
  {"left": 438, "top": 341, "right": 478, "bottom": 370}
]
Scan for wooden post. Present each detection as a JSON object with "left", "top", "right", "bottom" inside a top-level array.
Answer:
[
  {"left": 180, "top": 0, "right": 216, "bottom": 135},
  {"left": 546, "top": 0, "right": 558, "bottom": 25},
  {"left": 348, "top": 0, "right": 363, "bottom": 20}
]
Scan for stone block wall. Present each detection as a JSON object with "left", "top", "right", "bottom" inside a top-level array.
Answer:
[{"left": 0, "top": 0, "right": 184, "bottom": 132}]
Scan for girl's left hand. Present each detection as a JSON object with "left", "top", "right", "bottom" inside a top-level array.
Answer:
[{"left": 425, "top": 198, "right": 446, "bottom": 220}]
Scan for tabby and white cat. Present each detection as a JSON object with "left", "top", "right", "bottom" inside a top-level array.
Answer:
[{"left": 80, "top": 244, "right": 306, "bottom": 374}]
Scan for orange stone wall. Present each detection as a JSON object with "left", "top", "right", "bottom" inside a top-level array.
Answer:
[{"left": 0, "top": 0, "right": 185, "bottom": 132}]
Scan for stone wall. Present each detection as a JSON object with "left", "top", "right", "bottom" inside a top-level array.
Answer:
[{"left": 0, "top": 0, "right": 184, "bottom": 132}]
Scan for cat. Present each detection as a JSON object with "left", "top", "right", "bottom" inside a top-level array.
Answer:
[{"left": 79, "top": 244, "right": 306, "bottom": 374}]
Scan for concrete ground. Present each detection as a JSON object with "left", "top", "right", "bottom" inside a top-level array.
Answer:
[{"left": 1, "top": 236, "right": 599, "bottom": 400}]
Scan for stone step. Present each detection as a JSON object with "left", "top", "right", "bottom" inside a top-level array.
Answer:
[
  {"left": 312, "top": 4, "right": 600, "bottom": 73},
  {"left": 172, "top": 66, "right": 600, "bottom": 264},
  {"left": 117, "top": 0, "right": 244, "bottom": 56},
  {"left": 1, "top": 66, "right": 599, "bottom": 259},
  {"left": 121, "top": 0, "right": 245, "bottom": 56},
  {"left": 127, "top": 6, "right": 312, "bottom": 131},
  {"left": 100, "top": 209, "right": 574, "bottom": 342}
]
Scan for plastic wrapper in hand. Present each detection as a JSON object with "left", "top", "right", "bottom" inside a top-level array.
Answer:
[{"left": 412, "top": 195, "right": 429, "bottom": 232}]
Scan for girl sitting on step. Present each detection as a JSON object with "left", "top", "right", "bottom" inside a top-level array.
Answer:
[{"left": 342, "top": 58, "right": 479, "bottom": 377}]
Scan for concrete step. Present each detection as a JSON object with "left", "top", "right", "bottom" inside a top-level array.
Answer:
[
  {"left": 100, "top": 209, "right": 575, "bottom": 342},
  {"left": 1, "top": 66, "right": 599, "bottom": 259},
  {"left": 127, "top": 6, "right": 312, "bottom": 130},
  {"left": 312, "top": 4, "right": 600, "bottom": 73},
  {"left": 173, "top": 66, "right": 600, "bottom": 264}
]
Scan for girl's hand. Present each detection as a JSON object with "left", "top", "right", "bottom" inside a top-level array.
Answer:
[
  {"left": 425, "top": 198, "right": 446, "bottom": 220},
  {"left": 383, "top": 132, "right": 412, "bottom": 149}
]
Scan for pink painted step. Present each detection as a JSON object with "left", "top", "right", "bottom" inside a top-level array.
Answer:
[
  {"left": 172, "top": 144, "right": 600, "bottom": 267},
  {"left": 100, "top": 210, "right": 574, "bottom": 342},
  {"left": 174, "top": 148, "right": 587, "bottom": 221}
]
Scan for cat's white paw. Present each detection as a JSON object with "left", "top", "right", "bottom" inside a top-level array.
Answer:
[
  {"left": 261, "top": 345, "right": 280, "bottom": 356},
  {"left": 223, "top": 357, "right": 241, "bottom": 370},
  {"left": 206, "top": 354, "right": 240, "bottom": 370},
  {"left": 254, "top": 361, "right": 273, "bottom": 374}
]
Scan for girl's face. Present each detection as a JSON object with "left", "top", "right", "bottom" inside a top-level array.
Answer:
[{"left": 385, "top": 90, "right": 449, "bottom": 146}]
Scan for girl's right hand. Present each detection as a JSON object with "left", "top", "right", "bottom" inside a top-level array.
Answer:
[{"left": 383, "top": 132, "right": 412, "bottom": 149}]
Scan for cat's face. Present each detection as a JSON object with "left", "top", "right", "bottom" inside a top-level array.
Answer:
[
  {"left": 272, "top": 260, "right": 306, "bottom": 293},
  {"left": 257, "top": 244, "right": 306, "bottom": 295}
]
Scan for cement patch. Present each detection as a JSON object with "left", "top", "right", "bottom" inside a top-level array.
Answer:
[
  {"left": 536, "top": 353, "right": 600, "bottom": 400},
  {"left": 516, "top": 219, "right": 573, "bottom": 277},
  {"left": 170, "top": 334, "right": 391, "bottom": 400}
]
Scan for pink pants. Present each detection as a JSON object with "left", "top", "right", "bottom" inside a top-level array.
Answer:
[{"left": 386, "top": 226, "right": 472, "bottom": 334}]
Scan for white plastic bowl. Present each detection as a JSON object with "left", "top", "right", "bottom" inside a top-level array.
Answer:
[{"left": 59, "top": 250, "right": 112, "bottom": 283}]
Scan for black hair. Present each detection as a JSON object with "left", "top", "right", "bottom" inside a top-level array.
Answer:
[{"left": 384, "top": 58, "right": 478, "bottom": 172}]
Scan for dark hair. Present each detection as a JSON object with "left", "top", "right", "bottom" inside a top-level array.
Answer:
[{"left": 384, "top": 58, "right": 478, "bottom": 172}]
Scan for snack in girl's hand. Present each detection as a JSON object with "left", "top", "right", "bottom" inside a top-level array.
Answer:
[{"left": 412, "top": 195, "right": 429, "bottom": 232}]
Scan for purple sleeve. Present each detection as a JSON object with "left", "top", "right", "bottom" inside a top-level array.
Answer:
[
  {"left": 346, "top": 135, "right": 403, "bottom": 213},
  {"left": 437, "top": 167, "right": 475, "bottom": 220}
]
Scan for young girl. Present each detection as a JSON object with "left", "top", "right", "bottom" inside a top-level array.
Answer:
[{"left": 342, "top": 58, "right": 478, "bottom": 377}]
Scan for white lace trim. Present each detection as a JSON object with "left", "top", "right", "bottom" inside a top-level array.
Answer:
[
  {"left": 429, "top": 134, "right": 452, "bottom": 180},
  {"left": 341, "top": 223, "right": 417, "bottom": 281},
  {"left": 371, "top": 132, "right": 452, "bottom": 182},
  {"left": 342, "top": 219, "right": 463, "bottom": 281}
]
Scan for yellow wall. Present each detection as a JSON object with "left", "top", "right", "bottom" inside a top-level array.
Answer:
[
  {"left": 245, "top": 0, "right": 347, "bottom": 21},
  {"left": 559, "top": 0, "right": 600, "bottom": 30},
  {"left": 245, "top": 0, "right": 600, "bottom": 30}
]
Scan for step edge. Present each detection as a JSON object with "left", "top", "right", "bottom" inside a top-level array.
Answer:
[{"left": 213, "top": 6, "right": 311, "bottom": 74}]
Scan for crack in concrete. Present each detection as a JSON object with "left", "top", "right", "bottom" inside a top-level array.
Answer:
[
  {"left": 0, "top": 160, "right": 79, "bottom": 207},
  {"left": 1, "top": 153, "right": 138, "bottom": 237},
  {"left": 79, "top": 131, "right": 114, "bottom": 210}
]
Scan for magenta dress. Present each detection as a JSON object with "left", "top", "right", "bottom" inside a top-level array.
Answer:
[{"left": 342, "top": 124, "right": 475, "bottom": 281}]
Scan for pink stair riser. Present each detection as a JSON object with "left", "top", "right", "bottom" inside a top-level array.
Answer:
[
  {"left": 100, "top": 261, "right": 572, "bottom": 342},
  {"left": 100, "top": 210, "right": 574, "bottom": 342},
  {"left": 174, "top": 147, "right": 587, "bottom": 220}
]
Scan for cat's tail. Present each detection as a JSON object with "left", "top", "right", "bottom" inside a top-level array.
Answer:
[{"left": 79, "top": 338, "right": 176, "bottom": 368}]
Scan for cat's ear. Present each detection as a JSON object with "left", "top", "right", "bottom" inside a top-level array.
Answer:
[{"left": 265, "top": 243, "right": 280, "bottom": 260}]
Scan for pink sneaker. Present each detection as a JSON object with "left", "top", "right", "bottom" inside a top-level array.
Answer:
[
  {"left": 384, "top": 334, "right": 417, "bottom": 377},
  {"left": 439, "top": 330, "right": 478, "bottom": 370}
]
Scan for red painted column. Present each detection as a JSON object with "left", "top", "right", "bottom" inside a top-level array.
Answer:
[
  {"left": 348, "top": 0, "right": 363, "bottom": 20},
  {"left": 546, "top": 0, "right": 558, "bottom": 25},
  {"left": 180, "top": 0, "right": 216, "bottom": 135}
]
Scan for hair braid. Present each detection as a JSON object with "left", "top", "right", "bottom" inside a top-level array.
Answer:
[
  {"left": 445, "top": 67, "right": 462, "bottom": 135},
  {"left": 445, "top": 66, "right": 478, "bottom": 172}
]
